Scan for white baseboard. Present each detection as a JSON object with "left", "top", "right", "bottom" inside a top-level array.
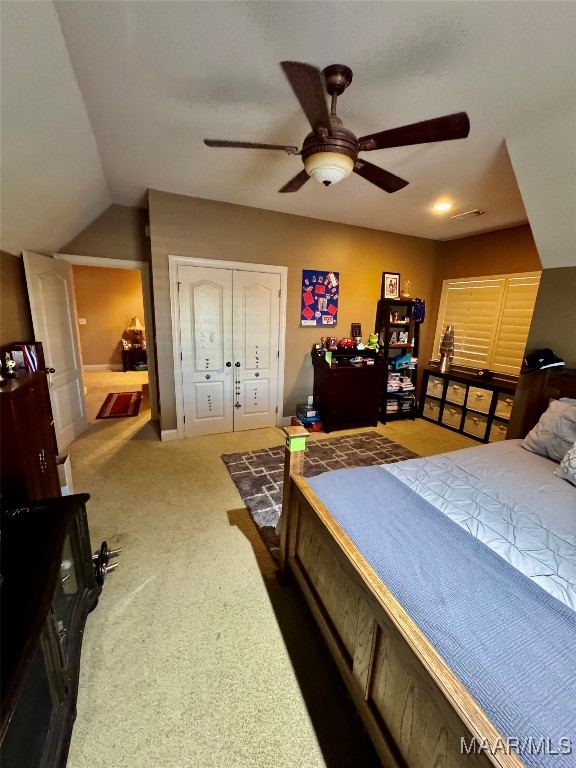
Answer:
[
  {"left": 83, "top": 364, "right": 123, "bottom": 372},
  {"left": 160, "top": 429, "right": 179, "bottom": 442}
]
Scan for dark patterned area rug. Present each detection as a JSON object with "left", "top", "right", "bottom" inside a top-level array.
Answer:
[{"left": 222, "top": 431, "right": 418, "bottom": 560}]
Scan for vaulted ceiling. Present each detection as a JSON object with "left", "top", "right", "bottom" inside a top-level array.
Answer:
[{"left": 1, "top": 1, "right": 575, "bottom": 266}]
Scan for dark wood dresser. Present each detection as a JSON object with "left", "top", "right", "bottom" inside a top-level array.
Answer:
[
  {"left": 312, "top": 351, "right": 386, "bottom": 432},
  {"left": 1, "top": 372, "right": 60, "bottom": 503}
]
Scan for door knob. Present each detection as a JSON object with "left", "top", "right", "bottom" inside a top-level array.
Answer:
[
  {"left": 45, "top": 367, "right": 55, "bottom": 374},
  {"left": 226, "top": 361, "right": 232, "bottom": 367},
  {"left": 235, "top": 362, "right": 241, "bottom": 367}
]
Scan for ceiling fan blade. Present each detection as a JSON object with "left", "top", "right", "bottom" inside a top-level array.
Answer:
[
  {"left": 279, "top": 169, "right": 310, "bottom": 193},
  {"left": 280, "top": 61, "right": 331, "bottom": 134},
  {"left": 204, "top": 139, "right": 299, "bottom": 154},
  {"left": 359, "top": 112, "right": 470, "bottom": 151},
  {"left": 353, "top": 160, "right": 409, "bottom": 193}
]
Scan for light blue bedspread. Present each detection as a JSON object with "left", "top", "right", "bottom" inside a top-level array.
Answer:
[{"left": 307, "top": 466, "right": 576, "bottom": 768}]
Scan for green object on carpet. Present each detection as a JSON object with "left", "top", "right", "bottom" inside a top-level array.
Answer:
[
  {"left": 96, "top": 391, "right": 142, "bottom": 419},
  {"left": 222, "top": 431, "right": 418, "bottom": 559}
]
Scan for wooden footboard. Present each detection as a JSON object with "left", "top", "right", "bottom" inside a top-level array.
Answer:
[{"left": 278, "top": 427, "right": 524, "bottom": 768}]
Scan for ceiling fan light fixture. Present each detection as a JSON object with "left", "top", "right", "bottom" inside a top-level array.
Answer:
[
  {"left": 433, "top": 201, "right": 453, "bottom": 212},
  {"left": 303, "top": 151, "right": 354, "bottom": 186}
]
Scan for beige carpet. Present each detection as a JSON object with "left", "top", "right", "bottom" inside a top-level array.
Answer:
[{"left": 67, "top": 417, "right": 475, "bottom": 768}]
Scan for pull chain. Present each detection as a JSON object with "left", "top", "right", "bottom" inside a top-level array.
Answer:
[{"left": 234, "top": 363, "right": 241, "bottom": 408}]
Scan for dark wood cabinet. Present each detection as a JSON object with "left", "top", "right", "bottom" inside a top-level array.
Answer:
[
  {"left": 122, "top": 346, "right": 147, "bottom": 371},
  {"left": 312, "top": 351, "right": 386, "bottom": 432},
  {"left": 1, "top": 372, "right": 60, "bottom": 504},
  {"left": 1, "top": 494, "right": 101, "bottom": 768},
  {"left": 375, "top": 298, "right": 421, "bottom": 423}
]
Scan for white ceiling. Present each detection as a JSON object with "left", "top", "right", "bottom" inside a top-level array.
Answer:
[{"left": 1, "top": 2, "right": 575, "bottom": 263}]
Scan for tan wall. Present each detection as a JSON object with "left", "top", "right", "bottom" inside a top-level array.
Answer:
[
  {"left": 62, "top": 204, "right": 150, "bottom": 262},
  {"left": 148, "top": 190, "right": 442, "bottom": 430},
  {"left": 508, "top": 266, "right": 576, "bottom": 438},
  {"left": 521, "top": 266, "right": 576, "bottom": 366},
  {"left": 72, "top": 265, "right": 144, "bottom": 367},
  {"left": 0, "top": 251, "right": 33, "bottom": 344},
  {"left": 439, "top": 224, "right": 541, "bottom": 280},
  {"left": 63, "top": 200, "right": 545, "bottom": 432}
]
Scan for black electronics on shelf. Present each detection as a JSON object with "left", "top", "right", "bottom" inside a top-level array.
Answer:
[{"left": 375, "top": 299, "right": 421, "bottom": 423}]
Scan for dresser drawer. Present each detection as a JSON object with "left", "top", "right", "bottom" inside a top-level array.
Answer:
[
  {"left": 446, "top": 380, "right": 466, "bottom": 405},
  {"left": 441, "top": 404, "right": 463, "bottom": 430},
  {"left": 494, "top": 393, "right": 515, "bottom": 420},
  {"left": 489, "top": 419, "right": 508, "bottom": 443},
  {"left": 466, "top": 385, "right": 492, "bottom": 414},
  {"left": 426, "top": 375, "right": 444, "bottom": 398},
  {"left": 422, "top": 397, "right": 441, "bottom": 422},
  {"left": 463, "top": 412, "right": 489, "bottom": 440}
]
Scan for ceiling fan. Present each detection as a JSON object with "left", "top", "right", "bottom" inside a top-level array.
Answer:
[{"left": 204, "top": 62, "right": 470, "bottom": 194}]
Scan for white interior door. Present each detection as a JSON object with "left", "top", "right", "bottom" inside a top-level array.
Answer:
[
  {"left": 178, "top": 265, "right": 234, "bottom": 437},
  {"left": 23, "top": 251, "right": 87, "bottom": 452},
  {"left": 232, "top": 270, "right": 280, "bottom": 431}
]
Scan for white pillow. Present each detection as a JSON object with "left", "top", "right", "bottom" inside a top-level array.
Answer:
[
  {"left": 522, "top": 399, "right": 576, "bottom": 463},
  {"left": 554, "top": 442, "right": 576, "bottom": 488}
]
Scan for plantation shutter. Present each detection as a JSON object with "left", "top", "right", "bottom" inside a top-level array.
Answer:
[
  {"left": 434, "top": 272, "right": 540, "bottom": 375},
  {"left": 491, "top": 275, "right": 541, "bottom": 374}
]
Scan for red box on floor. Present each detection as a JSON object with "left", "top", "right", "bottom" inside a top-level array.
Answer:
[{"left": 291, "top": 416, "right": 323, "bottom": 433}]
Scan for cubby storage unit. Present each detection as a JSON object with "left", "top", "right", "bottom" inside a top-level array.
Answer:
[
  {"left": 375, "top": 298, "right": 422, "bottom": 423},
  {"left": 419, "top": 367, "right": 517, "bottom": 443}
]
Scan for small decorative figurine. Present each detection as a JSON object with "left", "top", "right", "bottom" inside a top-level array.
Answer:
[
  {"left": 365, "top": 333, "right": 379, "bottom": 352},
  {"left": 3, "top": 353, "right": 18, "bottom": 379},
  {"left": 400, "top": 280, "right": 412, "bottom": 298}
]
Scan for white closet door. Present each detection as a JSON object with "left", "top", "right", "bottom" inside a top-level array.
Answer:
[
  {"left": 178, "top": 265, "right": 234, "bottom": 436},
  {"left": 232, "top": 270, "right": 280, "bottom": 431}
]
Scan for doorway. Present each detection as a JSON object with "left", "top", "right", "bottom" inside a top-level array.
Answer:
[
  {"left": 55, "top": 253, "right": 159, "bottom": 426},
  {"left": 170, "top": 256, "right": 287, "bottom": 438},
  {"left": 71, "top": 263, "right": 149, "bottom": 422}
]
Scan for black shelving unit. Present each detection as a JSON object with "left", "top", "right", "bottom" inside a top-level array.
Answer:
[{"left": 374, "top": 298, "right": 421, "bottom": 424}]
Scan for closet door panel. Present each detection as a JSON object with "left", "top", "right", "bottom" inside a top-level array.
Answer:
[{"left": 232, "top": 271, "right": 281, "bottom": 431}]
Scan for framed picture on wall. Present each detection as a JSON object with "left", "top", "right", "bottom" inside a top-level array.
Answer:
[{"left": 382, "top": 272, "right": 400, "bottom": 300}]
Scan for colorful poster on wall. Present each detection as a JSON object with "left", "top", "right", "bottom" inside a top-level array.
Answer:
[{"left": 301, "top": 270, "right": 339, "bottom": 326}]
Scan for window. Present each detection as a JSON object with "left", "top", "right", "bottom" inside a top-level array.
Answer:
[{"left": 434, "top": 272, "right": 541, "bottom": 375}]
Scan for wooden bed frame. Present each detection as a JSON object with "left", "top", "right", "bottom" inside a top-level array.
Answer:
[{"left": 278, "top": 369, "right": 576, "bottom": 768}]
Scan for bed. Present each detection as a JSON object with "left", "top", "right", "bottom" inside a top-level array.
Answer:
[{"left": 278, "top": 370, "right": 576, "bottom": 768}]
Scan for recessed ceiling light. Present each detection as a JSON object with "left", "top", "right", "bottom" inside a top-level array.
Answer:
[{"left": 433, "top": 202, "right": 453, "bottom": 212}]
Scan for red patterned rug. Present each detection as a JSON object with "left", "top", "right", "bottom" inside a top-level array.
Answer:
[{"left": 96, "top": 391, "right": 142, "bottom": 419}]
